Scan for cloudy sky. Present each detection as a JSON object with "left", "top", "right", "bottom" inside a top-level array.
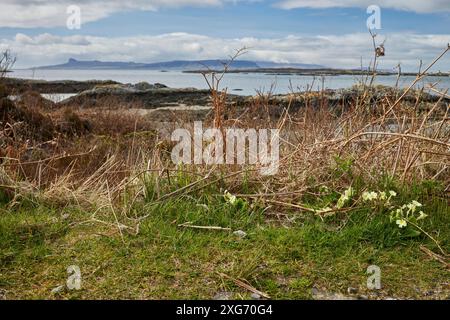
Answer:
[{"left": 1, "top": 0, "right": 449, "bottom": 70}]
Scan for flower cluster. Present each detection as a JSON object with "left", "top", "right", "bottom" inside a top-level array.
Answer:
[
  {"left": 315, "top": 186, "right": 354, "bottom": 214},
  {"left": 362, "top": 190, "right": 397, "bottom": 203},
  {"left": 389, "top": 200, "right": 427, "bottom": 229},
  {"left": 361, "top": 190, "right": 427, "bottom": 229}
]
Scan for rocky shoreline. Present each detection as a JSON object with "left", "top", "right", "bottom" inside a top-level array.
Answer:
[{"left": 5, "top": 78, "right": 449, "bottom": 120}]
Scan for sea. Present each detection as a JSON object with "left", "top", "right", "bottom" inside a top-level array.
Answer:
[{"left": 9, "top": 69, "right": 450, "bottom": 97}]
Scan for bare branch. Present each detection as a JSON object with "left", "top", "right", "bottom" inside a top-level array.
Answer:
[{"left": 0, "top": 50, "right": 16, "bottom": 79}]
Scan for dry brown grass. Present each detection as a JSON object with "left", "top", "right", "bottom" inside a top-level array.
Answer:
[{"left": 0, "top": 45, "right": 449, "bottom": 216}]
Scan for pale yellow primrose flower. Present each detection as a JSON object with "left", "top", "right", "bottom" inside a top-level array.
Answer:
[
  {"left": 362, "top": 191, "right": 378, "bottom": 202},
  {"left": 412, "top": 200, "right": 422, "bottom": 208},
  {"left": 407, "top": 200, "right": 422, "bottom": 213},
  {"left": 396, "top": 219, "right": 407, "bottom": 228},
  {"left": 344, "top": 187, "right": 354, "bottom": 198},
  {"left": 417, "top": 211, "right": 428, "bottom": 221},
  {"left": 224, "top": 191, "right": 237, "bottom": 205},
  {"left": 337, "top": 187, "right": 354, "bottom": 209}
]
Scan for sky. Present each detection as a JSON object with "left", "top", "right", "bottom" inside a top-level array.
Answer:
[{"left": 1, "top": 0, "right": 449, "bottom": 71}]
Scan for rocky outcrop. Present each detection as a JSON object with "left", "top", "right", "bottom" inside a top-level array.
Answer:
[
  {"left": 134, "top": 82, "right": 167, "bottom": 91},
  {"left": 59, "top": 83, "right": 246, "bottom": 109},
  {"left": 3, "top": 78, "right": 121, "bottom": 94}
]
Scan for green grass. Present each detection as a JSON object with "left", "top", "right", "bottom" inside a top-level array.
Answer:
[{"left": 0, "top": 179, "right": 449, "bottom": 300}]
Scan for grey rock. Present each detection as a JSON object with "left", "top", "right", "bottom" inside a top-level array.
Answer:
[
  {"left": 0, "top": 289, "right": 6, "bottom": 300},
  {"left": 347, "top": 287, "right": 358, "bottom": 295},
  {"left": 134, "top": 81, "right": 155, "bottom": 91},
  {"left": 233, "top": 230, "right": 247, "bottom": 238},
  {"left": 51, "top": 285, "right": 65, "bottom": 294},
  {"left": 311, "top": 287, "right": 320, "bottom": 296},
  {"left": 251, "top": 293, "right": 261, "bottom": 300},
  {"left": 214, "top": 291, "right": 233, "bottom": 300},
  {"left": 154, "top": 83, "right": 168, "bottom": 89},
  {"left": 131, "top": 82, "right": 168, "bottom": 91},
  {"left": 311, "top": 287, "right": 357, "bottom": 300}
]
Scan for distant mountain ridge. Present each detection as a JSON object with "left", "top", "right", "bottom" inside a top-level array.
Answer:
[{"left": 35, "top": 58, "right": 325, "bottom": 71}]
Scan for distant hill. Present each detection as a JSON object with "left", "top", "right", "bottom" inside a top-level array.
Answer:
[{"left": 35, "top": 58, "right": 326, "bottom": 71}]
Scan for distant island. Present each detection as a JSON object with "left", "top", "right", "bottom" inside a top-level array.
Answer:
[
  {"left": 32, "top": 58, "right": 449, "bottom": 77},
  {"left": 33, "top": 58, "right": 325, "bottom": 71}
]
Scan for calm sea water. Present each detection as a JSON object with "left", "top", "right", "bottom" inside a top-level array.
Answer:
[{"left": 10, "top": 69, "right": 450, "bottom": 96}]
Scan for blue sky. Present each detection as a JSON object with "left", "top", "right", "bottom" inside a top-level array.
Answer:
[{"left": 1, "top": 0, "right": 449, "bottom": 70}]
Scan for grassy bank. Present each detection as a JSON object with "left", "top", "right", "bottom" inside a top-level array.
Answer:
[{"left": 0, "top": 178, "right": 448, "bottom": 299}]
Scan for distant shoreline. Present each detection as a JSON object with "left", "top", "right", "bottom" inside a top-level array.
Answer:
[{"left": 183, "top": 68, "right": 450, "bottom": 77}]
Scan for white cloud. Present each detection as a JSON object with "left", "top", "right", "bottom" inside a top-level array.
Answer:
[
  {"left": 1, "top": 0, "right": 447, "bottom": 28},
  {"left": 2, "top": 32, "right": 449, "bottom": 71},
  {"left": 276, "top": 0, "right": 450, "bottom": 13},
  {"left": 0, "top": 0, "right": 247, "bottom": 28}
]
